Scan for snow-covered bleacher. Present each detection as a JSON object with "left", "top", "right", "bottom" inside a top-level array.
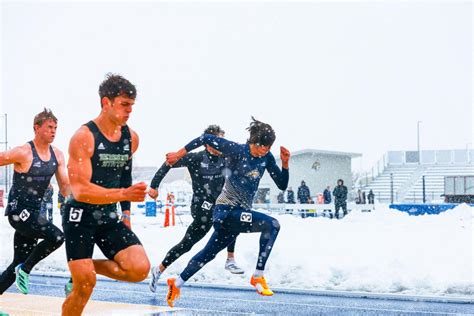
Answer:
[{"left": 361, "top": 150, "right": 474, "bottom": 203}]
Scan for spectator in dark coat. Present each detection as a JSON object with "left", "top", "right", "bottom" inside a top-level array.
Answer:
[
  {"left": 285, "top": 187, "right": 295, "bottom": 213},
  {"left": 277, "top": 191, "right": 285, "bottom": 203},
  {"left": 323, "top": 186, "right": 332, "bottom": 204},
  {"left": 286, "top": 187, "right": 296, "bottom": 204},
  {"left": 332, "top": 179, "right": 348, "bottom": 219},
  {"left": 367, "top": 190, "right": 375, "bottom": 204},
  {"left": 297, "top": 180, "right": 311, "bottom": 204}
]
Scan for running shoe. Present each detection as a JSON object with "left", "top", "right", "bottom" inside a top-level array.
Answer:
[
  {"left": 14, "top": 264, "right": 29, "bottom": 295},
  {"left": 64, "top": 278, "right": 73, "bottom": 297},
  {"left": 250, "top": 275, "right": 274, "bottom": 296},
  {"left": 225, "top": 259, "right": 244, "bottom": 274},
  {"left": 149, "top": 266, "right": 162, "bottom": 293},
  {"left": 166, "top": 278, "right": 181, "bottom": 307}
]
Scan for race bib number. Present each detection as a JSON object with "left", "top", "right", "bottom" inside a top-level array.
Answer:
[
  {"left": 19, "top": 209, "right": 30, "bottom": 222},
  {"left": 69, "top": 208, "right": 84, "bottom": 223},
  {"left": 240, "top": 212, "right": 252, "bottom": 223},
  {"left": 201, "top": 201, "right": 213, "bottom": 210}
]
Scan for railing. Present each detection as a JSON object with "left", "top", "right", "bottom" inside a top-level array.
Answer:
[
  {"left": 386, "top": 150, "right": 473, "bottom": 165},
  {"left": 137, "top": 202, "right": 376, "bottom": 218},
  {"left": 357, "top": 153, "right": 388, "bottom": 188},
  {"left": 252, "top": 203, "right": 375, "bottom": 217}
]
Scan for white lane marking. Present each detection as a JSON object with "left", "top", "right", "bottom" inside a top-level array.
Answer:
[
  {"left": 1, "top": 306, "right": 57, "bottom": 315},
  {"left": 29, "top": 282, "right": 471, "bottom": 315}
]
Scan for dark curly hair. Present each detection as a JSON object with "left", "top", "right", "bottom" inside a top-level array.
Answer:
[
  {"left": 246, "top": 116, "right": 275, "bottom": 146},
  {"left": 98, "top": 73, "right": 137, "bottom": 106},
  {"left": 204, "top": 124, "right": 225, "bottom": 136}
]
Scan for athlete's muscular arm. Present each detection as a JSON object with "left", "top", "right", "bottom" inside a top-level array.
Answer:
[
  {"left": 166, "top": 134, "right": 240, "bottom": 165},
  {"left": 266, "top": 147, "right": 290, "bottom": 191},
  {"left": 68, "top": 126, "right": 147, "bottom": 204},
  {"left": 53, "top": 147, "right": 71, "bottom": 198},
  {"left": 148, "top": 154, "right": 193, "bottom": 199},
  {"left": 0, "top": 144, "right": 31, "bottom": 170},
  {"left": 120, "top": 129, "right": 140, "bottom": 228}
]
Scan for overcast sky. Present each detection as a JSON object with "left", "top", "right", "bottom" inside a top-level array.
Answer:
[{"left": 1, "top": 1, "right": 472, "bottom": 172}]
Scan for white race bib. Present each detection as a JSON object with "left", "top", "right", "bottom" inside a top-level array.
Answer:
[
  {"left": 240, "top": 212, "right": 252, "bottom": 223},
  {"left": 19, "top": 209, "right": 30, "bottom": 222},
  {"left": 69, "top": 208, "right": 84, "bottom": 223}
]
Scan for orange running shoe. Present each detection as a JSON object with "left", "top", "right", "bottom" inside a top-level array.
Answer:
[
  {"left": 250, "top": 275, "right": 274, "bottom": 296},
  {"left": 166, "top": 278, "right": 181, "bottom": 307}
]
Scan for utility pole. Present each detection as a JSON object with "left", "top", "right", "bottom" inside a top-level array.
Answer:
[
  {"left": 417, "top": 121, "right": 422, "bottom": 164},
  {"left": 0, "top": 114, "right": 8, "bottom": 193}
]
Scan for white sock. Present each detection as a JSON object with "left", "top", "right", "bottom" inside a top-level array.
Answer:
[
  {"left": 175, "top": 276, "right": 185, "bottom": 288},
  {"left": 253, "top": 269, "right": 264, "bottom": 277},
  {"left": 226, "top": 258, "right": 235, "bottom": 262}
]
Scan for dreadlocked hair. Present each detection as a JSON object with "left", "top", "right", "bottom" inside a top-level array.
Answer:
[{"left": 246, "top": 116, "right": 275, "bottom": 146}]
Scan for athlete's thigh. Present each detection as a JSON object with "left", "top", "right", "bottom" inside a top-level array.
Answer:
[
  {"left": 200, "top": 228, "right": 236, "bottom": 257},
  {"left": 96, "top": 221, "right": 142, "bottom": 260},
  {"left": 27, "top": 212, "right": 63, "bottom": 241},
  {"left": 64, "top": 224, "right": 96, "bottom": 261},
  {"left": 225, "top": 208, "right": 276, "bottom": 234},
  {"left": 187, "top": 207, "right": 213, "bottom": 239}
]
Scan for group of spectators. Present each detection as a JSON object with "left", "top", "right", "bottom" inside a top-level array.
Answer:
[
  {"left": 356, "top": 189, "right": 375, "bottom": 204},
  {"left": 277, "top": 180, "right": 376, "bottom": 219}
]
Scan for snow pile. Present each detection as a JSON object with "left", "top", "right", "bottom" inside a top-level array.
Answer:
[{"left": 1, "top": 203, "right": 472, "bottom": 297}]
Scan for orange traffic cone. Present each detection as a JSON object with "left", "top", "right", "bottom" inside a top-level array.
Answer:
[
  {"left": 171, "top": 205, "right": 176, "bottom": 226},
  {"left": 164, "top": 206, "right": 170, "bottom": 227}
]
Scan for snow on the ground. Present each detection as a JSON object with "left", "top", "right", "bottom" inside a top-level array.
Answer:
[{"left": 0, "top": 203, "right": 472, "bottom": 297}]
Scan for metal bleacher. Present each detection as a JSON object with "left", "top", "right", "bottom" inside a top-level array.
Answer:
[{"left": 361, "top": 150, "right": 474, "bottom": 203}]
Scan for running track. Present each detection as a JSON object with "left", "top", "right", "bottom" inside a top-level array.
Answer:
[{"left": 2, "top": 274, "right": 473, "bottom": 315}]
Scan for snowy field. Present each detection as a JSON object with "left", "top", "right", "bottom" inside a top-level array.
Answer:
[{"left": 0, "top": 203, "right": 472, "bottom": 298}]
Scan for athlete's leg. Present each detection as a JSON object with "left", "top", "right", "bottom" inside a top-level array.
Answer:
[
  {"left": 224, "top": 236, "right": 244, "bottom": 274},
  {"left": 179, "top": 228, "right": 237, "bottom": 282},
  {"left": 149, "top": 210, "right": 213, "bottom": 292},
  {"left": 166, "top": 227, "right": 235, "bottom": 305},
  {"left": 1, "top": 212, "right": 63, "bottom": 294},
  {"left": 94, "top": 221, "right": 149, "bottom": 282},
  {"left": 0, "top": 230, "right": 36, "bottom": 294},
  {"left": 19, "top": 216, "right": 64, "bottom": 273},
  {"left": 93, "top": 245, "right": 150, "bottom": 282},
  {"left": 62, "top": 259, "right": 96, "bottom": 316},
  {"left": 225, "top": 210, "right": 280, "bottom": 272},
  {"left": 161, "top": 214, "right": 213, "bottom": 270},
  {"left": 227, "top": 238, "right": 236, "bottom": 254}
]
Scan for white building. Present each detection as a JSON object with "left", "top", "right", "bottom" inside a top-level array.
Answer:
[{"left": 259, "top": 149, "right": 361, "bottom": 202}]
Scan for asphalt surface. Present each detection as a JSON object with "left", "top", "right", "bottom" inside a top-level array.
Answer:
[{"left": 4, "top": 274, "right": 473, "bottom": 315}]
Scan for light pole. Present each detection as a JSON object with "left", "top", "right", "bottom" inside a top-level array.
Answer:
[
  {"left": 467, "top": 142, "right": 472, "bottom": 163},
  {"left": 417, "top": 121, "right": 422, "bottom": 164},
  {"left": 0, "top": 114, "right": 8, "bottom": 193}
]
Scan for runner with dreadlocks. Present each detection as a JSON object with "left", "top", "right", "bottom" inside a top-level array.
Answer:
[
  {"left": 148, "top": 124, "right": 244, "bottom": 293},
  {"left": 164, "top": 117, "right": 290, "bottom": 307}
]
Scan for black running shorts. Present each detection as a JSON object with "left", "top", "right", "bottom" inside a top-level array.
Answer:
[{"left": 62, "top": 203, "right": 142, "bottom": 261}]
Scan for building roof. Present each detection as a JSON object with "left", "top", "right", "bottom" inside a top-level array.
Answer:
[{"left": 291, "top": 149, "right": 362, "bottom": 159}]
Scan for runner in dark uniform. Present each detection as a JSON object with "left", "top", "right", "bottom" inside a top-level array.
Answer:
[
  {"left": 61, "top": 74, "right": 150, "bottom": 316},
  {"left": 0, "top": 108, "right": 70, "bottom": 295},
  {"left": 165, "top": 117, "right": 290, "bottom": 307},
  {"left": 148, "top": 125, "right": 243, "bottom": 293}
]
